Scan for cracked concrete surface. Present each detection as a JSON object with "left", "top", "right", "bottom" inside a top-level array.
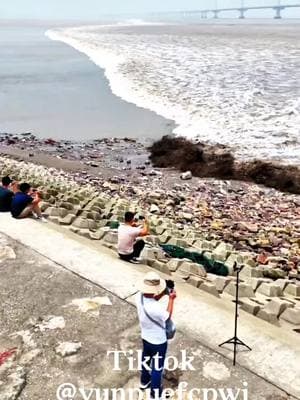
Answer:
[{"left": 0, "top": 233, "right": 298, "bottom": 400}]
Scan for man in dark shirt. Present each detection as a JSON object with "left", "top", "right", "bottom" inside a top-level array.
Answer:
[
  {"left": 11, "top": 183, "right": 43, "bottom": 220},
  {"left": 0, "top": 176, "right": 14, "bottom": 212}
]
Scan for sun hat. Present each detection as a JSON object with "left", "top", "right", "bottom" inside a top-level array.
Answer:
[{"left": 139, "top": 271, "right": 166, "bottom": 295}]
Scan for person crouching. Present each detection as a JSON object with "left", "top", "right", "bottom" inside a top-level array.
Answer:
[{"left": 117, "top": 211, "right": 149, "bottom": 263}]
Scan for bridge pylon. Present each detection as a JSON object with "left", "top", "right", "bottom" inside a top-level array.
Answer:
[
  {"left": 213, "top": 9, "right": 219, "bottom": 18},
  {"left": 239, "top": 8, "right": 246, "bottom": 18},
  {"left": 274, "top": 6, "right": 284, "bottom": 18}
]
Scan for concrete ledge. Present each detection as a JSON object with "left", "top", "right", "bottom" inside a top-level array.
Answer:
[{"left": 1, "top": 214, "right": 300, "bottom": 399}]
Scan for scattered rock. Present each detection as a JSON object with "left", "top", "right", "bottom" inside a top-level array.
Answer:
[
  {"left": 55, "top": 342, "right": 82, "bottom": 357},
  {"left": 37, "top": 316, "right": 65, "bottom": 332},
  {"left": 0, "top": 246, "right": 16, "bottom": 263},
  {"left": 180, "top": 171, "right": 192, "bottom": 180},
  {"left": 68, "top": 297, "right": 112, "bottom": 315}
]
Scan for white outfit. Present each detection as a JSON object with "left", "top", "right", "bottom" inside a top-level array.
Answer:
[
  {"left": 136, "top": 293, "right": 169, "bottom": 344},
  {"left": 118, "top": 224, "right": 143, "bottom": 255}
]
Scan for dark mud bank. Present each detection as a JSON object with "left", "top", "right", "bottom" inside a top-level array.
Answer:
[{"left": 149, "top": 136, "right": 300, "bottom": 194}]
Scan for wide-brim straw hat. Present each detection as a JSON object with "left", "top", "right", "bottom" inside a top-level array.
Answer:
[{"left": 139, "top": 271, "right": 166, "bottom": 295}]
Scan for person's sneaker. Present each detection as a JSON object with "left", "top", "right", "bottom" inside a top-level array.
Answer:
[
  {"left": 129, "top": 258, "right": 140, "bottom": 264},
  {"left": 37, "top": 216, "right": 48, "bottom": 223},
  {"left": 139, "top": 381, "right": 151, "bottom": 390}
]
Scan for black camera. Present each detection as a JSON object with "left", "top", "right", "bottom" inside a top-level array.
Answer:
[{"left": 165, "top": 279, "right": 175, "bottom": 294}]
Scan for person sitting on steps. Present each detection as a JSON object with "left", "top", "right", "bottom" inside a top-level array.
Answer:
[
  {"left": 118, "top": 211, "right": 149, "bottom": 263},
  {"left": 11, "top": 183, "right": 46, "bottom": 221},
  {"left": 0, "top": 176, "right": 14, "bottom": 212}
]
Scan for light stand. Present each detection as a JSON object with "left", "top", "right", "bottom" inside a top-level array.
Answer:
[{"left": 219, "top": 262, "right": 251, "bottom": 366}]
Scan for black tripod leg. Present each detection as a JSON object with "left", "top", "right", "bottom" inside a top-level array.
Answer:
[
  {"left": 235, "top": 338, "right": 252, "bottom": 351},
  {"left": 219, "top": 337, "right": 235, "bottom": 347}
]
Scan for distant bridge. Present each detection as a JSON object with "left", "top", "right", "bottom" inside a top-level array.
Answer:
[{"left": 183, "top": 3, "right": 300, "bottom": 19}]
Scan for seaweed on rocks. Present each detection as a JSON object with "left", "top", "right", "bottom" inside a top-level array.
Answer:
[
  {"left": 149, "top": 135, "right": 300, "bottom": 194},
  {"left": 149, "top": 135, "right": 235, "bottom": 179},
  {"left": 236, "top": 160, "right": 300, "bottom": 194}
]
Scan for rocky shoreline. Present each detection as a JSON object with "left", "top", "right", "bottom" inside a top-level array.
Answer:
[
  {"left": 1, "top": 132, "right": 299, "bottom": 264},
  {"left": 0, "top": 132, "right": 300, "bottom": 330}
]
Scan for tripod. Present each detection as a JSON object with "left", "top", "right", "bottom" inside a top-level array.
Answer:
[{"left": 219, "top": 262, "right": 251, "bottom": 366}]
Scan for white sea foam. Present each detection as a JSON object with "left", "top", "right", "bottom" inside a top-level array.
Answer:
[{"left": 46, "top": 23, "right": 300, "bottom": 164}]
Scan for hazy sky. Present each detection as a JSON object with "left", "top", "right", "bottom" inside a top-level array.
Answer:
[{"left": 1, "top": 0, "right": 299, "bottom": 19}]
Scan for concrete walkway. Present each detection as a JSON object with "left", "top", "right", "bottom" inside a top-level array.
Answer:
[{"left": 0, "top": 213, "right": 300, "bottom": 398}]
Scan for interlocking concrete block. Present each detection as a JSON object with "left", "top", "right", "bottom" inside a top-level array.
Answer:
[
  {"left": 178, "top": 262, "right": 206, "bottom": 278},
  {"left": 189, "top": 263, "right": 207, "bottom": 278},
  {"left": 199, "top": 282, "right": 220, "bottom": 298},
  {"left": 144, "top": 235, "right": 161, "bottom": 246},
  {"left": 280, "top": 307, "right": 300, "bottom": 325},
  {"left": 64, "top": 196, "right": 80, "bottom": 205},
  {"left": 98, "top": 219, "right": 109, "bottom": 228},
  {"left": 167, "top": 238, "right": 188, "bottom": 248},
  {"left": 151, "top": 261, "right": 171, "bottom": 276},
  {"left": 206, "top": 273, "right": 218, "bottom": 282},
  {"left": 46, "top": 207, "right": 68, "bottom": 218},
  {"left": 240, "top": 266, "right": 264, "bottom": 279},
  {"left": 224, "top": 253, "right": 243, "bottom": 270},
  {"left": 39, "top": 201, "right": 50, "bottom": 212},
  {"left": 212, "top": 242, "right": 233, "bottom": 262},
  {"left": 274, "top": 279, "right": 290, "bottom": 292},
  {"left": 77, "top": 229, "right": 91, "bottom": 239},
  {"left": 224, "top": 281, "right": 255, "bottom": 298},
  {"left": 143, "top": 258, "right": 156, "bottom": 267},
  {"left": 155, "top": 226, "right": 166, "bottom": 235},
  {"left": 289, "top": 270, "right": 298, "bottom": 279},
  {"left": 141, "top": 248, "right": 159, "bottom": 260},
  {"left": 81, "top": 211, "right": 101, "bottom": 221},
  {"left": 174, "top": 271, "right": 190, "bottom": 280},
  {"left": 158, "top": 233, "right": 172, "bottom": 244},
  {"left": 187, "top": 276, "right": 204, "bottom": 288},
  {"left": 256, "top": 283, "right": 282, "bottom": 297},
  {"left": 256, "top": 309, "right": 280, "bottom": 326},
  {"left": 73, "top": 217, "right": 97, "bottom": 230},
  {"left": 166, "top": 258, "right": 184, "bottom": 272},
  {"left": 214, "top": 276, "right": 232, "bottom": 293},
  {"left": 58, "top": 201, "right": 75, "bottom": 210},
  {"left": 59, "top": 214, "right": 76, "bottom": 226},
  {"left": 249, "top": 278, "right": 272, "bottom": 291},
  {"left": 194, "top": 239, "right": 214, "bottom": 251},
  {"left": 284, "top": 283, "right": 300, "bottom": 297},
  {"left": 263, "top": 299, "right": 293, "bottom": 317},
  {"left": 203, "top": 251, "right": 213, "bottom": 260},
  {"left": 103, "top": 231, "right": 118, "bottom": 244},
  {"left": 263, "top": 267, "right": 288, "bottom": 280},
  {"left": 240, "top": 299, "right": 261, "bottom": 316},
  {"left": 244, "top": 257, "right": 257, "bottom": 268},
  {"left": 89, "top": 229, "right": 106, "bottom": 240},
  {"left": 47, "top": 216, "right": 60, "bottom": 224}
]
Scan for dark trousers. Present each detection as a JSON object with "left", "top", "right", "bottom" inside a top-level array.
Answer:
[
  {"left": 119, "top": 240, "right": 145, "bottom": 261},
  {"left": 141, "top": 339, "right": 168, "bottom": 398}
]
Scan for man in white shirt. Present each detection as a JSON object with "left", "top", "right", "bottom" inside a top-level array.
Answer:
[
  {"left": 136, "top": 271, "right": 177, "bottom": 399},
  {"left": 118, "top": 211, "right": 149, "bottom": 263}
]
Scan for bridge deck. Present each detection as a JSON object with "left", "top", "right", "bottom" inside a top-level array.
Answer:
[{"left": 189, "top": 4, "right": 300, "bottom": 13}]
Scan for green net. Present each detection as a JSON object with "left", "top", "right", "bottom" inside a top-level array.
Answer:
[{"left": 160, "top": 244, "right": 229, "bottom": 276}]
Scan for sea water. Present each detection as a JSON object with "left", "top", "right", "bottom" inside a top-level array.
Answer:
[
  {"left": 0, "top": 22, "right": 171, "bottom": 140},
  {"left": 47, "top": 21, "right": 300, "bottom": 164}
]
